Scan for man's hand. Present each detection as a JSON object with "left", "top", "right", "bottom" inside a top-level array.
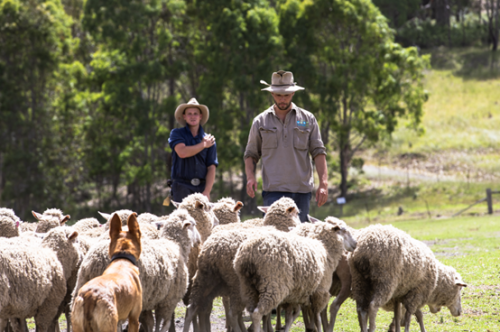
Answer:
[
  {"left": 246, "top": 177, "right": 258, "bottom": 198},
  {"left": 202, "top": 191, "right": 211, "bottom": 201},
  {"left": 316, "top": 183, "right": 328, "bottom": 207},
  {"left": 203, "top": 134, "right": 216, "bottom": 148}
]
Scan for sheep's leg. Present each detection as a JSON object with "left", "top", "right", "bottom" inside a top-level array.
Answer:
[
  {"left": 403, "top": 308, "right": 412, "bottom": 332},
  {"left": 303, "top": 305, "right": 316, "bottom": 332},
  {"left": 65, "top": 304, "right": 71, "bottom": 332},
  {"left": 327, "top": 260, "right": 351, "bottom": 332},
  {"left": 0, "top": 319, "right": 7, "bottom": 332},
  {"left": 283, "top": 305, "right": 300, "bottom": 332},
  {"left": 355, "top": 303, "right": 368, "bottom": 332},
  {"left": 393, "top": 301, "right": 401, "bottom": 332},
  {"left": 7, "top": 319, "right": 24, "bottom": 332},
  {"left": 320, "top": 308, "right": 328, "bottom": 332},
  {"left": 237, "top": 313, "right": 247, "bottom": 332},
  {"left": 312, "top": 312, "right": 322, "bottom": 332},
  {"left": 275, "top": 305, "right": 282, "bottom": 331},
  {"left": 265, "top": 315, "right": 273, "bottom": 332},
  {"left": 169, "top": 313, "right": 176, "bottom": 332},
  {"left": 414, "top": 310, "right": 426, "bottom": 332},
  {"left": 183, "top": 305, "right": 198, "bottom": 332},
  {"left": 250, "top": 309, "right": 262, "bottom": 332},
  {"left": 222, "top": 297, "right": 231, "bottom": 332},
  {"left": 139, "top": 311, "right": 155, "bottom": 332},
  {"left": 198, "top": 307, "right": 211, "bottom": 332},
  {"left": 226, "top": 307, "right": 243, "bottom": 332},
  {"left": 367, "top": 301, "right": 379, "bottom": 332}
]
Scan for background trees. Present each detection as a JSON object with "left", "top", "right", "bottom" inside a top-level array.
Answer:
[{"left": 3, "top": 0, "right": 492, "bottom": 218}]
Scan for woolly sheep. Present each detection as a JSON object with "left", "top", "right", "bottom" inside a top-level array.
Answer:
[
  {"left": 20, "top": 223, "right": 37, "bottom": 233},
  {"left": 185, "top": 197, "right": 301, "bottom": 332},
  {"left": 233, "top": 221, "right": 355, "bottom": 332},
  {"left": 0, "top": 227, "right": 80, "bottom": 332},
  {"left": 0, "top": 214, "right": 22, "bottom": 238},
  {"left": 137, "top": 212, "right": 160, "bottom": 224},
  {"left": 387, "top": 260, "right": 467, "bottom": 332},
  {"left": 70, "top": 218, "right": 101, "bottom": 233},
  {"left": 350, "top": 224, "right": 466, "bottom": 332},
  {"left": 71, "top": 209, "right": 201, "bottom": 332},
  {"left": 32, "top": 208, "right": 71, "bottom": 233},
  {"left": 213, "top": 197, "right": 244, "bottom": 225}
]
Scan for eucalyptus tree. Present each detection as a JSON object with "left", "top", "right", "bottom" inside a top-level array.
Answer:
[
  {"left": 0, "top": 0, "right": 80, "bottom": 218},
  {"left": 191, "top": 0, "right": 283, "bottom": 211},
  {"left": 279, "top": 0, "right": 429, "bottom": 197},
  {"left": 82, "top": 0, "right": 186, "bottom": 211}
]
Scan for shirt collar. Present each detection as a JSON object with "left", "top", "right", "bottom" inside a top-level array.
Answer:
[
  {"left": 184, "top": 124, "right": 205, "bottom": 138},
  {"left": 267, "top": 103, "right": 298, "bottom": 118}
]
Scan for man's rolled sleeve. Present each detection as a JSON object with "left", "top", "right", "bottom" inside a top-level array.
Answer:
[
  {"left": 309, "top": 118, "right": 326, "bottom": 159},
  {"left": 244, "top": 121, "right": 261, "bottom": 162},
  {"left": 168, "top": 129, "right": 185, "bottom": 150},
  {"left": 207, "top": 144, "right": 219, "bottom": 167}
]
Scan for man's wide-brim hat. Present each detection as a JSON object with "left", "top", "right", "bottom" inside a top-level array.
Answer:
[
  {"left": 260, "top": 70, "right": 305, "bottom": 93},
  {"left": 175, "top": 98, "right": 210, "bottom": 126}
]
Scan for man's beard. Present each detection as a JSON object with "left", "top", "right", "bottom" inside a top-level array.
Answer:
[{"left": 274, "top": 101, "right": 292, "bottom": 110}]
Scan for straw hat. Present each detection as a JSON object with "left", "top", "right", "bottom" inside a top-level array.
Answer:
[
  {"left": 260, "top": 70, "right": 305, "bottom": 93},
  {"left": 174, "top": 98, "right": 210, "bottom": 126}
]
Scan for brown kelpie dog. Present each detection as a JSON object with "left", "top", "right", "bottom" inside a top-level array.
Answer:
[{"left": 72, "top": 212, "right": 142, "bottom": 332}]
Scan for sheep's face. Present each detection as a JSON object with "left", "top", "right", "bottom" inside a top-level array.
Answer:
[
  {"left": 447, "top": 274, "right": 467, "bottom": 316},
  {"left": 337, "top": 227, "right": 357, "bottom": 252}
]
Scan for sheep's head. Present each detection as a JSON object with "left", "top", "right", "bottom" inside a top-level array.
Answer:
[
  {"left": 430, "top": 264, "right": 467, "bottom": 316},
  {"left": 33, "top": 211, "right": 70, "bottom": 233},
  {"left": 160, "top": 209, "right": 201, "bottom": 250},
  {"left": 259, "top": 197, "right": 301, "bottom": 231},
  {"left": 41, "top": 227, "right": 79, "bottom": 281},
  {"left": 173, "top": 193, "right": 219, "bottom": 235},
  {"left": 213, "top": 197, "right": 244, "bottom": 225},
  {"left": 324, "top": 216, "right": 357, "bottom": 252}
]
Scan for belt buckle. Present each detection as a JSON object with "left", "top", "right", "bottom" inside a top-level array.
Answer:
[{"left": 191, "top": 178, "right": 201, "bottom": 186}]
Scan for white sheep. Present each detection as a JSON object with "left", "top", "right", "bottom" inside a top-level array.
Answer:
[
  {"left": 350, "top": 224, "right": 466, "bottom": 332},
  {"left": 71, "top": 209, "right": 201, "bottom": 332},
  {"left": 213, "top": 197, "right": 244, "bottom": 225},
  {"left": 0, "top": 227, "right": 80, "bottom": 332},
  {"left": 70, "top": 218, "right": 101, "bottom": 233},
  {"left": 32, "top": 208, "right": 71, "bottom": 233},
  {"left": 233, "top": 221, "right": 356, "bottom": 332},
  {"left": 0, "top": 208, "right": 22, "bottom": 238}
]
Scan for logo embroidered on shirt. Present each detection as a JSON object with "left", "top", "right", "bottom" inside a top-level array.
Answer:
[{"left": 297, "top": 120, "right": 308, "bottom": 127}]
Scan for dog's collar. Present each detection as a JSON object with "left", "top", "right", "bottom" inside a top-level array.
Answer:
[{"left": 110, "top": 252, "right": 138, "bottom": 266}]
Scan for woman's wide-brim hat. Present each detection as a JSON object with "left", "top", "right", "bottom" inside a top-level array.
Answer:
[
  {"left": 174, "top": 98, "right": 210, "bottom": 126},
  {"left": 260, "top": 70, "right": 305, "bottom": 93}
]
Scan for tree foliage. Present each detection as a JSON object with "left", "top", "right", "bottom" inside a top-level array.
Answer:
[{"left": 0, "top": 0, "right": 431, "bottom": 218}]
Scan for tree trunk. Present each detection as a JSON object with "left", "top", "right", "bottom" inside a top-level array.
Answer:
[
  {"left": 339, "top": 142, "right": 351, "bottom": 198},
  {"left": 433, "top": 0, "right": 451, "bottom": 26}
]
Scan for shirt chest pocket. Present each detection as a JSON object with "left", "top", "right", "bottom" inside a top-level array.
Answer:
[
  {"left": 259, "top": 127, "right": 278, "bottom": 149},
  {"left": 293, "top": 127, "right": 310, "bottom": 150}
]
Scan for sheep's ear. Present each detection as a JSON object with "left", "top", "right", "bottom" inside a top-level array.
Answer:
[
  {"left": 308, "top": 215, "right": 321, "bottom": 224},
  {"left": 195, "top": 201, "right": 205, "bottom": 210},
  {"left": 286, "top": 206, "right": 296, "bottom": 214},
  {"left": 32, "top": 211, "right": 43, "bottom": 221},
  {"left": 109, "top": 213, "right": 122, "bottom": 239},
  {"left": 127, "top": 213, "right": 140, "bottom": 237},
  {"left": 68, "top": 231, "right": 78, "bottom": 242},
  {"left": 455, "top": 276, "right": 467, "bottom": 287},
  {"left": 172, "top": 201, "right": 181, "bottom": 209},
  {"left": 183, "top": 220, "right": 195, "bottom": 229},
  {"left": 98, "top": 211, "right": 111, "bottom": 221},
  {"left": 257, "top": 206, "right": 269, "bottom": 213},
  {"left": 60, "top": 215, "right": 71, "bottom": 225},
  {"left": 234, "top": 201, "right": 244, "bottom": 212}
]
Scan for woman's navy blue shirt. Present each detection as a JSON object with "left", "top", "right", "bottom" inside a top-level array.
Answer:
[{"left": 168, "top": 125, "right": 218, "bottom": 181}]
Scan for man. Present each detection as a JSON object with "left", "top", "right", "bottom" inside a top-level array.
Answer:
[
  {"left": 244, "top": 70, "right": 328, "bottom": 222},
  {"left": 168, "top": 98, "right": 218, "bottom": 202}
]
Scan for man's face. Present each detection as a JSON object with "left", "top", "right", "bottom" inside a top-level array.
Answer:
[
  {"left": 183, "top": 107, "right": 202, "bottom": 127},
  {"left": 271, "top": 92, "right": 295, "bottom": 111}
]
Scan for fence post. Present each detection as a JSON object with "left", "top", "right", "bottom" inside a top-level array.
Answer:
[{"left": 486, "top": 188, "right": 493, "bottom": 214}]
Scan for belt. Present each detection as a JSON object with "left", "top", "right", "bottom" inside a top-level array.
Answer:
[{"left": 174, "top": 178, "right": 206, "bottom": 186}]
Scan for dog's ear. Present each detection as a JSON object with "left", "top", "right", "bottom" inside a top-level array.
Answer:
[
  {"left": 109, "top": 213, "right": 122, "bottom": 240},
  {"left": 234, "top": 201, "right": 244, "bottom": 212},
  {"left": 127, "top": 212, "right": 141, "bottom": 238},
  {"left": 60, "top": 215, "right": 71, "bottom": 225}
]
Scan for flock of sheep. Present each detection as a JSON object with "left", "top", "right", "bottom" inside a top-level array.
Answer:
[{"left": 0, "top": 193, "right": 467, "bottom": 332}]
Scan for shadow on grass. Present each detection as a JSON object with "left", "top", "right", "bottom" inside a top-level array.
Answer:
[{"left": 424, "top": 47, "right": 500, "bottom": 80}]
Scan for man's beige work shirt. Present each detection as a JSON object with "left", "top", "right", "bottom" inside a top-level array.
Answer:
[{"left": 244, "top": 103, "right": 326, "bottom": 193}]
